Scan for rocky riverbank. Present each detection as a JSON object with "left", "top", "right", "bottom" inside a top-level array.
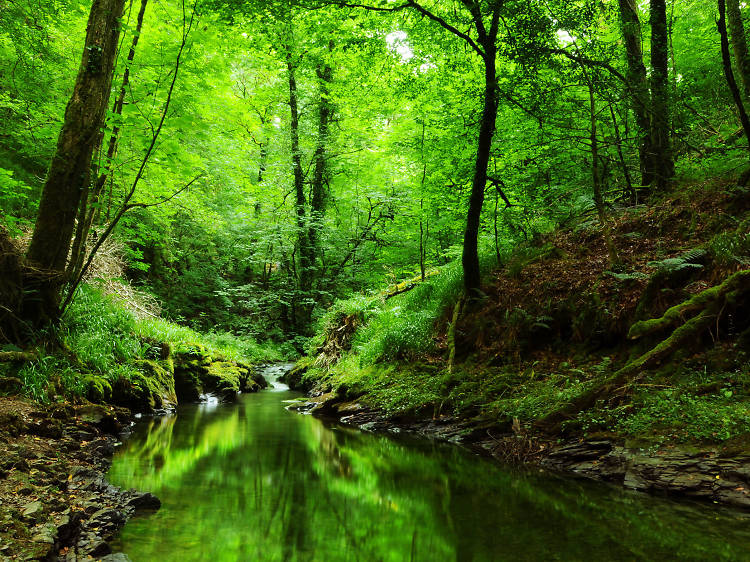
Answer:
[
  {"left": 0, "top": 352, "right": 270, "bottom": 561},
  {"left": 286, "top": 391, "right": 750, "bottom": 510},
  {"left": 0, "top": 398, "right": 160, "bottom": 561}
]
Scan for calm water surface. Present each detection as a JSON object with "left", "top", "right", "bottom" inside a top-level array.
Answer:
[{"left": 108, "top": 366, "right": 750, "bottom": 561}]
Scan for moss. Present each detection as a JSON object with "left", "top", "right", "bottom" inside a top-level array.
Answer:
[
  {"left": 83, "top": 374, "right": 112, "bottom": 403},
  {"left": 135, "top": 359, "right": 177, "bottom": 406},
  {"left": 204, "top": 361, "right": 242, "bottom": 399},
  {"left": 629, "top": 270, "right": 750, "bottom": 340}
]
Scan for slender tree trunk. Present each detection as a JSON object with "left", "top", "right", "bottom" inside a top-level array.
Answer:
[
  {"left": 582, "top": 65, "right": 619, "bottom": 265},
  {"left": 719, "top": 0, "right": 750, "bottom": 179},
  {"left": 608, "top": 102, "right": 636, "bottom": 203},
  {"left": 649, "top": 0, "right": 675, "bottom": 190},
  {"left": 257, "top": 141, "right": 268, "bottom": 183},
  {"left": 309, "top": 46, "right": 333, "bottom": 281},
  {"left": 462, "top": 38, "right": 498, "bottom": 297},
  {"left": 25, "top": 0, "right": 126, "bottom": 321},
  {"left": 69, "top": 0, "right": 150, "bottom": 283},
  {"left": 287, "top": 55, "right": 311, "bottom": 331},
  {"left": 618, "top": 0, "right": 653, "bottom": 187},
  {"left": 419, "top": 119, "right": 428, "bottom": 280},
  {"left": 727, "top": 0, "right": 750, "bottom": 99}
]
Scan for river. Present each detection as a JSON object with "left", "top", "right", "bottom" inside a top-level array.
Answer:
[{"left": 107, "top": 364, "right": 750, "bottom": 561}]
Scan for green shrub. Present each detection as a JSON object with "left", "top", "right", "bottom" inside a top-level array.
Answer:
[
  {"left": 708, "top": 218, "right": 750, "bottom": 267},
  {"left": 345, "top": 249, "right": 496, "bottom": 365}
]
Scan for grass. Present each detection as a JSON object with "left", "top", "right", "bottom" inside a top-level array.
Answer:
[
  {"left": 310, "top": 248, "right": 498, "bottom": 366},
  {"left": 11, "top": 284, "right": 294, "bottom": 402}
]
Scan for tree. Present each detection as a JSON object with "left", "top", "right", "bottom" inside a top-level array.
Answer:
[
  {"left": 726, "top": 0, "right": 750, "bottom": 99},
  {"left": 336, "top": 0, "right": 504, "bottom": 297},
  {"left": 649, "top": 0, "right": 674, "bottom": 190},
  {"left": 23, "top": 0, "right": 126, "bottom": 326},
  {"left": 618, "top": 0, "right": 652, "bottom": 187},
  {"left": 718, "top": 0, "right": 750, "bottom": 179}
]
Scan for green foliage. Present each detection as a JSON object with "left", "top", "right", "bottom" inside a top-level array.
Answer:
[
  {"left": 708, "top": 218, "right": 750, "bottom": 267},
  {"left": 14, "top": 285, "right": 291, "bottom": 401},
  {"left": 345, "top": 250, "right": 495, "bottom": 365},
  {"left": 64, "top": 287, "right": 145, "bottom": 372},
  {"left": 647, "top": 248, "right": 707, "bottom": 273},
  {"left": 578, "top": 391, "right": 750, "bottom": 443}
]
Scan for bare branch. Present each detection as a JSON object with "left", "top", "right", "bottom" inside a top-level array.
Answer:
[{"left": 329, "top": 1, "right": 485, "bottom": 58}]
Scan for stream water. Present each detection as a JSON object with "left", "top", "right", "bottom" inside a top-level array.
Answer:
[{"left": 108, "top": 364, "right": 750, "bottom": 561}]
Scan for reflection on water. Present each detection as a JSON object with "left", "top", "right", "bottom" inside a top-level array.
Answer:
[{"left": 109, "top": 373, "right": 750, "bottom": 562}]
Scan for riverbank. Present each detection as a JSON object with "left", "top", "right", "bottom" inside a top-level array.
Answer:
[
  {"left": 0, "top": 355, "right": 272, "bottom": 561},
  {"left": 288, "top": 179, "right": 750, "bottom": 509},
  {"left": 285, "top": 373, "right": 750, "bottom": 510},
  {"left": 0, "top": 396, "right": 159, "bottom": 561}
]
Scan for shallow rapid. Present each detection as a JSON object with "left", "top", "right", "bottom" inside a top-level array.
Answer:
[{"left": 108, "top": 364, "right": 750, "bottom": 561}]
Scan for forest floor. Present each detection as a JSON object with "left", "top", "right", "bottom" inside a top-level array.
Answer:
[{"left": 290, "top": 177, "right": 750, "bottom": 507}]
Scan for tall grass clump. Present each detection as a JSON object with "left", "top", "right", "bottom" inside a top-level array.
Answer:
[
  {"left": 63, "top": 286, "right": 145, "bottom": 371},
  {"left": 344, "top": 248, "right": 498, "bottom": 365}
]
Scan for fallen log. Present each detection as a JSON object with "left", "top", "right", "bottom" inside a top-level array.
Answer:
[{"left": 536, "top": 269, "right": 750, "bottom": 433}]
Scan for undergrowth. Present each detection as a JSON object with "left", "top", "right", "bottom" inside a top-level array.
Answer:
[
  {"left": 309, "top": 248, "right": 498, "bottom": 366},
  {"left": 299, "top": 179, "right": 750, "bottom": 446},
  {"left": 11, "top": 285, "right": 293, "bottom": 402}
]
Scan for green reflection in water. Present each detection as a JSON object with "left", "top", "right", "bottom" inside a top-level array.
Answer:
[{"left": 108, "top": 386, "right": 750, "bottom": 562}]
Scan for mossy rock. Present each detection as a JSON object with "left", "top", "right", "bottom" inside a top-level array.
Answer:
[
  {"left": 175, "top": 343, "right": 213, "bottom": 365},
  {"left": 83, "top": 374, "right": 113, "bottom": 403},
  {"left": 204, "top": 361, "right": 267, "bottom": 399},
  {"left": 173, "top": 353, "right": 210, "bottom": 402},
  {"left": 174, "top": 363, "right": 204, "bottom": 402},
  {"left": 0, "top": 375, "right": 22, "bottom": 395},
  {"left": 173, "top": 352, "right": 267, "bottom": 402},
  {"left": 136, "top": 359, "right": 177, "bottom": 404},
  {"left": 284, "top": 362, "right": 311, "bottom": 391},
  {"left": 110, "top": 361, "right": 177, "bottom": 413}
]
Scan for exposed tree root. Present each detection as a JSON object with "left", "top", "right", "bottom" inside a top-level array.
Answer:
[
  {"left": 0, "top": 352, "right": 37, "bottom": 362},
  {"left": 535, "top": 269, "right": 750, "bottom": 433}
]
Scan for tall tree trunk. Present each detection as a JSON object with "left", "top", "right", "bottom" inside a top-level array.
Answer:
[
  {"left": 587, "top": 82, "right": 619, "bottom": 265},
  {"left": 727, "top": 0, "right": 750, "bottom": 99},
  {"left": 608, "top": 101, "right": 636, "bottom": 203},
  {"left": 649, "top": 0, "right": 675, "bottom": 190},
  {"left": 618, "top": 0, "right": 653, "bottom": 187},
  {"left": 309, "top": 45, "right": 333, "bottom": 281},
  {"left": 719, "top": 0, "right": 750, "bottom": 181},
  {"left": 462, "top": 38, "right": 498, "bottom": 297},
  {"left": 68, "top": 0, "right": 150, "bottom": 284},
  {"left": 25, "top": 0, "right": 126, "bottom": 321},
  {"left": 287, "top": 55, "right": 311, "bottom": 332}
]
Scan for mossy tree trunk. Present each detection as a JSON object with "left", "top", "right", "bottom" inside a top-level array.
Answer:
[
  {"left": 308, "top": 43, "right": 334, "bottom": 296},
  {"left": 727, "top": 0, "right": 750, "bottom": 99},
  {"left": 22, "top": 0, "right": 125, "bottom": 328},
  {"left": 648, "top": 0, "right": 675, "bottom": 190},
  {"left": 287, "top": 53, "right": 312, "bottom": 333},
  {"left": 68, "top": 0, "right": 150, "bottom": 285},
  {"left": 618, "top": 0, "right": 653, "bottom": 188},
  {"left": 719, "top": 0, "right": 750, "bottom": 179}
]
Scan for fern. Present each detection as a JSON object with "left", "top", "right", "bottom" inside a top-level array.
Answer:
[{"left": 648, "top": 248, "right": 706, "bottom": 272}]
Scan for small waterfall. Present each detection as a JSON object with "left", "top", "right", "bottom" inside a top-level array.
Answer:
[{"left": 259, "top": 363, "right": 296, "bottom": 392}]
